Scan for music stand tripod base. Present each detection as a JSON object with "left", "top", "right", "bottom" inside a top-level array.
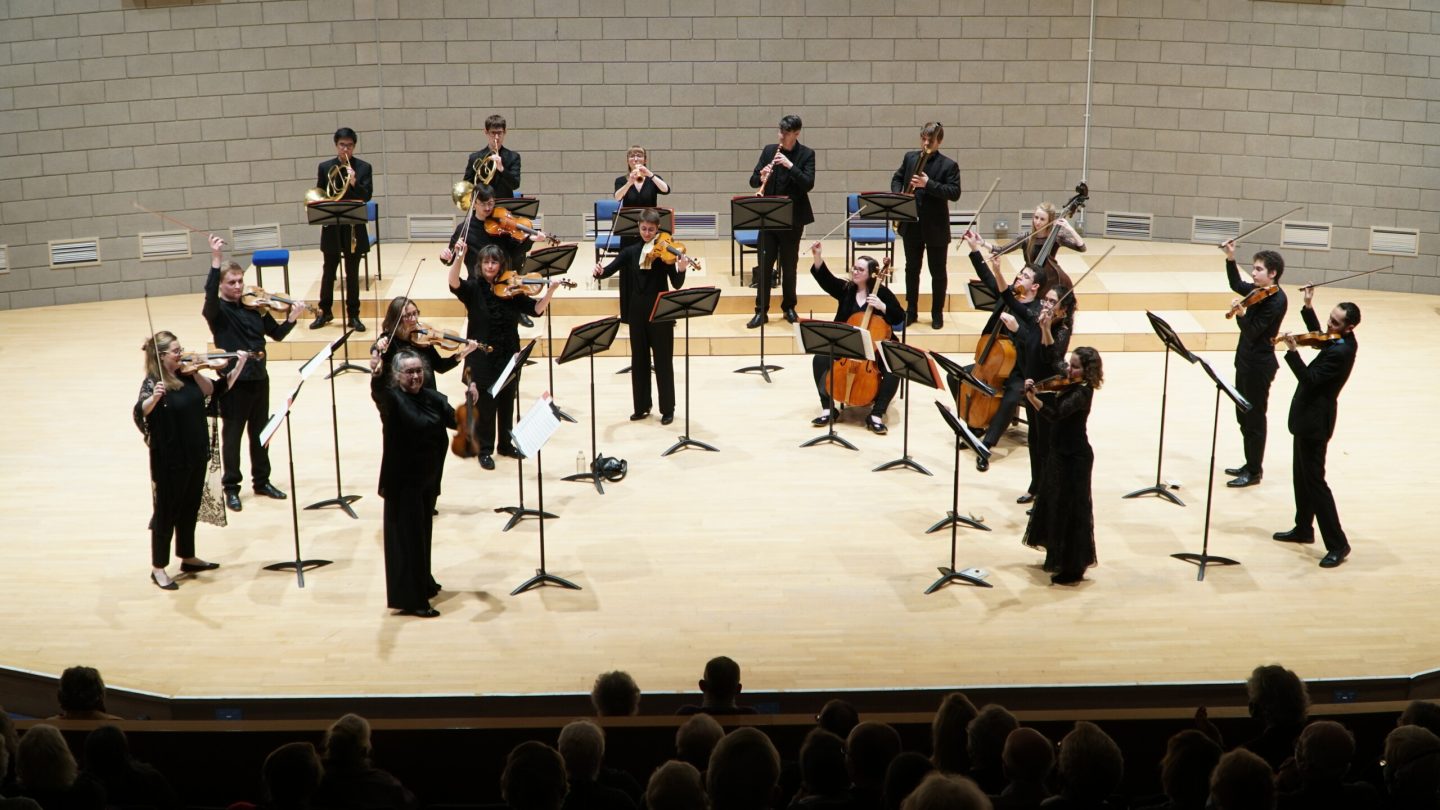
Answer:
[
  {"left": 305, "top": 494, "right": 360, "bottom": 519},
  {"left": 495, "top": 503, "right": 559, "bottom": 532},
  {"left": 926, "top": 511, "right": 990, "bottom": 534},
  {"left": 263, "top": 559, "right": 334, "bottom": 574},
  {"left": 510, "top": 568, "right": 581, "bottom": 596},
  {"left": 664, "top": 435, "right": 719, "bottom": 456},
  {"left": 926, "top": 566, "right": 994, "bottom": 593},
  {"left": 1170, "top": 551, "right": 1241, "bottom": 581},
  {"left": 1124, "top": 484, "right": 1184, "bottom": 506}
]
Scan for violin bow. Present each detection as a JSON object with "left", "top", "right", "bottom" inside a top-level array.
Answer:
[
  {"left": 1055, "top": 245, "right": 1115, "bottom": 308},
  {"left": 1298, "top": 263, "right": 1391, "bottom": 292},
  {"left": 142, "top": 293, "right": 167, "bottom": 409},
  {"left": 380, "top": 257, "right": 426, "bottom": 357},
  {"left": 1221, "top": 205, "right": 1303, "bottom": 250},
  {"left": 133, "top": 202, "right": 226, "bottom": 248},
  {"left": 963, "top": 177, "right": 1002, "bottom": 246}
]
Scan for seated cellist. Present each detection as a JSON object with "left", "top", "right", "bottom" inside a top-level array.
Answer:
[{"left": 807, "top": 241, "right": 906, "bottom": 434}]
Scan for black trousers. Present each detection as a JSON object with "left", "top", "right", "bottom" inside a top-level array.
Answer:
[
  {"left": 982, "top": 371, "right": 1027, "bottom": 448},
  {"left": 220, "top": 377, "right": 272, "bottom": 492},
  {"left": 1292, "top": 434, "right": 1348, "bottom": 553},
  {"left": 629, "top": 319, "right": 675, "bottom": 416},
  {"left": 475, "top": 377, "right": 516, "bottom": 456},
  {"left": 319, "top": 249, "right": 362, "bottom": 320},
  {"left": 1233, "top": 364, "right": 1275, "bottom": 476},
  {"left": 812, "top": 354, "right": 900, "bottom": 415},
  {"left": 151, "top": 463, "right": 204, "bottom": 568},
  {"left": 902, "top": 235, "right": 948, "bottom": 319},
  {"left": 757, "top": 227, "right": 802, "bottom": 312}
]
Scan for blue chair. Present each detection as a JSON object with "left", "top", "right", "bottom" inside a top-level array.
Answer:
[
  {"left": 731, "top": 228, "right": 760, "bottom": 286},
  {"left": 251, "top": 249, "right": 291, "bottom": 294},
  {"left": 845, "top": 193, "right": 897, "bottom": 269},
  {"left": 594, "top": 199, "right": 623, "bottom": 263},
  {"left": 361, "top": 200, "right": 381, "bottom": 290}
]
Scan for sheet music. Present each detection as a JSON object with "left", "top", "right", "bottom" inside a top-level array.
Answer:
[
  {"left": 511, "top": 392, "right": 561, "bottom": 459},
  {"left": 489, "top": 349, "right": 523, "bottom": 399},
  {"left": 298, "top": 329, "right": 352, "bottom": 379},
  {"left": 259, "top": 379, "right": 304, "bottom": 447}
]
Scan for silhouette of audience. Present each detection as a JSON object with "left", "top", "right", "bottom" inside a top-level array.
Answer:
[
  {"left": 1382, "top": 724, "right": 1440, "bottom": 810},
  {"left": 707, "top": 728, "right": 780, "bottom": 810},
  {"left": 81, "top": 725, "right": 179, "bottom": 810},
  {"left": 592, "top": 671, "right": 642, "bottom": 717},
  {"left": 967, "top": 705, "right": 1019, "bottom": 795},
  {"left": 1045, "top": 721, "right": 1123, "bottom": 809},
  {"left": 678, "top": 657, "right": 759, "bottom": 716},
  {"left": 900, "top": 772, "right": 991, "bottom": 810},
  {"left": 881, "top": 752, "right": 934, "bottom": 810},
  {"left": 503, "top": 741, "right": 568, "bottom": 810},
  {"left": 1208, "top": 749, "right": 1274, "bottom": 810},
  {"left": 12, "top": 724, "right": 104, "bottom": 810},
  {"left": 50, "top": 668, "right": 121, "bottom": 722},
  {"left": 314, "top": 713, "right": 418, "bottom": 810},
  {"left": 847, "top": 722, "right": 901, "bottom": 810},
  {"left": 261, "top": 741, "right": 323, "bottom": 810},
  {"left": 990, "top": 727, "right": 1053, "bottom": 810},
  {"left": 558, "top": 721, "right": 636, "bottom": 810},
  {"left": 646, "top": 760, "right": 708, "bottom": 810},
  {"left": 932, "top": 693, "right": 979, "bottom": 774},
  {"left": 1240, "top": 664, "right": 1309, "bottom": 772},
  {"left": 816, "top": 700, "right": 859, "bottom": 740},
  {"left": 677, "top": 714, "right": 726, "bottom": 776}
]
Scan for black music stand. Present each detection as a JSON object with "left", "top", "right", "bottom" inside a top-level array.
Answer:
[
  {"left": 654, "top": 286, "right": 722, "bottom": 456},
  {"left": 504, "top": 196, "right": 541, "bottom": 220},
  {"left": 1171, "top": 357, "right": 1249, "bottom": 581},
  {"left": 303, "top": 330, "right": 361, "bottom": 519},
  {"left": 731, "top": 195, "right": 791, "bottom": 382},
  {"left": 856, "top": 191, "right": 915, "bottom": 267},
  {"left": 306, "top": 200, "right": 369, "bottom": 376},
  {"left": 522, "top": 243, "right": 579, "bottom": 423},
  {"left": 926, "top": 357, "right": 995, "bottom": 534},
  {"left": 926, "top": 400, "right": 994, "bottom": 593},
  {"left": 258, "top": 380, "right": 332, "bottom": 587},
  {"left": 557, "top": 316, "right": 622, "bottom": 493},
  {"left": 608, "top": 208, "right": 672, "bottom": 376},
  {"left": 492, "top": 341, "right": 558, "bottom": 531},
  {"left": 874, "top": 341, "right": 941, "bottom": 475},
  {"left": 509, "top": 395, "right": 581, "bottom": 595},
  {"left": 966, "top": 278, "right": 1000, "bottom": 310},
  {"left": 1124, "top": 312, "right": 1195, "bottom": 506},
  {"left": 797, "top": 320, "right": 871, "bottom": 451}
]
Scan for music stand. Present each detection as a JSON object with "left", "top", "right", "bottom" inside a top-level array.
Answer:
[
  {"left": 1171, "top": 357, "right": 1249, "bottom": 581},
  {"left": 491, "top": 340, "right": 558, "bottom": 531},
  {"left": 257, "top": 379, "right": 332, "bottom": 587},
  {"left": 797, "top": 320, "right": 872, "bottom": 451},
  {"left": 731, "top": 195, "right": 791, "bottom": 382},
  {"left": 306, "top": 200, "right": 369, "bottom": 376},
  {"left": 874, "top": 341, "right": 942, "bottom": 475},
  {"left": 926, "top": 400, "right": 994, "bottom": 593},
  {"left": 504, "top": 196, "right": 541, "bottom": 220},
  {"left": 522, "top": 243, "right": 580, "bottom": 424},
  {"left": 965, "top": 279, "right": 999, "bottom": 310},
  {"left": 926, "top": 357, "right": 995, "bottom": 534},
  {"left": 508, "top": 394, "right": 581, "bottom": 595},
  {"left": 557, "top": 316, "right": 622, "bottom": 493},
  {"left": 302, "top": 329, "right": 361, "bottom": 519},
  {"left": 1124, "top": 312, "right": 1196, "bottom": 507},
  {"left": 613, "top": 206, "right": 674, "bottom": 239},
  {"left": 857, "top": 191, "right": 916, "bottom": 266},
  {"left": 654, "top": 286, "right": 722, "bottom": 456}
]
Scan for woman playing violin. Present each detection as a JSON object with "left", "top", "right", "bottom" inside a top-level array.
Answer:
[
  {"left": 444, "top": 243, "right": 562, "bottom": 470},
  {"left": 1221, "top": 238, "right": 1288, "bottom": 489},
  {"left": 134, "top": 331, "right": 251, "bottom": 590},
  {"left": 1018, "top": 284, "right": 1075, "bottom": 505},
  {"left": 614, "top": 146, "right": 670, "bottom": 249},
  {"left": 369, "top": 296, "right": 483, "bottom": 392},
  {"left": 806, "top": 241, "right": 905, "bottom": 434}
]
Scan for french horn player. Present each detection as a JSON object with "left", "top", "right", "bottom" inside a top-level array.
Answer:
[{"left": 309, "top": 126, "right": 373, "bottom": 332}]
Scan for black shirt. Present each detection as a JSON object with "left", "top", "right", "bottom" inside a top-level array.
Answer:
[{"left": 202, "top": 265, "right": 296, "bottom": 381}]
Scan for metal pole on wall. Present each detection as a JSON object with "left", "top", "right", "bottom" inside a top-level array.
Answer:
[{"left": 1079, "top": 0, "right": 1097, "bottom": 232}]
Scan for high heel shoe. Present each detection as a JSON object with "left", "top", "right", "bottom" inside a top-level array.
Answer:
[{"left": 150, "top": 570, "right": 179, "bottom": 591}]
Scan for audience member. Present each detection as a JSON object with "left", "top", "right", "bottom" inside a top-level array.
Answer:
[
  {"left": 51, "top": 668, "right": 121, "bottom": 722},
  {"left": 816, "top": 700, "right": 860, "bottom": 740},
  {"left": 13, "top": 724, "right": 105, "bottom": 810},
  {"left": 81, "top": 725, "right": 179, "bottom": 810},
  {"left": 1382, "top": 725, "right": 1440, "bottom": 810},
  {"left": 1209, "top": 749, "right": 1274, "bottom": 810},
  {"left": 558, "top": 721, "right": 635, "bottom": 810},
  {"left": 1275, "top": 720, "right": 1380, "bottom": 810},
  {"left": 592, "top": 671, "right": 642, "bottom": 717},
  {"left": 991, "top": 727, "right": 1053, "bottom": 810},
  {"left": 503, "top": 741, "right": 568, "bottom": 810},
  {"left": 1144, "top": 729, "right": 1221, "bottom": 810},
  {"left": 678, "top": 657, "right": 759, "bottom": 716},
  {"left": 967, "top": 705, "right": 1020, "bottom": 795},
  {"left": 677, "top": 714, "right": 726, "bottom": 776},
  {"left": 1044, "top": 721, "right": 1123, "bottom": 809},
  {"left": 262, "top": 741, "right": 323, "bottom": 810},
  {"left": 0, "top": 731, "right": 41, "bottom": 810},
  {"left": 932, "top": 693, "right": 979, "bottom": 774},
  {"left": 901, "top": 772, "right": 992, "bottom": 810},
  {"left": 882, "top": 752, "right": 934, "bottom": 810},
  {"left": 0, "top": 709, "right": 19, "bottom": 793},
  {"left": 707, "top": 728, "right": 780, "bottom": 810},
  {"left": 787, "top": 729, "right": 849, "bottom": 810},
  {"left": 314, "top": 713, "right": 418, "bottom": 810},
  {"left": 1399, "top": 700, "right": 1440, "bottom": 739},
  {"left": 847, "top": 722, "right": 902, "bottom": 810},
  {"left": 1241, "top": 664, "right": 1309, "bottom": 771},
  {"left": 647, "top": 760, "right": 708, "bottom": 810}
]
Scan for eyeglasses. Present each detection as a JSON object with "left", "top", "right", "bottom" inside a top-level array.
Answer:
[{"left": 399, "top": 368, "right": 424, "bottom": 376}]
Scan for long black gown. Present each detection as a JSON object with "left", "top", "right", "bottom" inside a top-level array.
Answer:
[
  {"left": 134, "top": 375, "right": 227, "bottom": 568},
  {"left": 1022, "top": 384, "right": 1097, "bottom": 578}
]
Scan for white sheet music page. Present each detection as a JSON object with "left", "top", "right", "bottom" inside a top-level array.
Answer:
[{"left": 512, "top": 392, "right": 561, "bottom": 459}]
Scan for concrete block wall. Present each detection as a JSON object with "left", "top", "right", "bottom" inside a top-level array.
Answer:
[{"left": 0, "top": 0, "right": 1435, "bottom": 309}]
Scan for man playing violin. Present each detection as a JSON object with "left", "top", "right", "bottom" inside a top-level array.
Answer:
[
  {"left": 747, "top": 114, "right": 816, "bottom": 328},
  {"left": 593, "top": 209, "right": 693, "bottom": 424},
  {"left": 806, "top": 241, "right": 905, "bottom": 434},
  {"left": 313, "top": 127, "right": 373, "bottom": 333},
  {"left": 201, "top": 234, "right": 304, "bottom": 512},
  {"left": 1222, "top": 239, "right": 1288, "bottom": 488},
  {"left": 891, "top": 122, "right": 961, "bottom": 330},
  {"left": 1273, "top": 288, "right": 1359, "bottom": 568}
]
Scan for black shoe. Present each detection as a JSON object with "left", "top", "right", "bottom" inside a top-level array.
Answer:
[
  {"left": 1224, "top": 465, "right": 1247, "bottom": 477},
  {"left": 1272, "top": 527, "right": 1316, "bottom": 544},
  {"left": 932, "top": 314, "right": 943, "bottom": 329},
  {"left": 225, "top": 491, "right": 242, "bottom": 512},
  {"left": 150, "top": 571, "right": 179, "bottom": 591},
  {"left": 811, "top": 412, "right": 832, "bottom": 427},
  {"left": 1226, "top": 471, "right": 1261, "bottom": 488},
  {"left": 783, "top": 308, "right": 798, "bottom": 324},
  {"left": 746, "top": 312, "right": 768, "bottom": 329},
  {"left": 254, "top": 482, "right": 287, "bottom": 500},
  {"left": 660, "top": 413, "right": 674, "bottom": 426},
  {"left": 748, "top": 276, "right": 759, "bottom": 289},
  {"left": 519, "top": 313, "right": 534, "bottom": 328},
  {"left": 1050, "top": 571, "right": 1084, "bottom": 585},
  {"left": 309, "top": 313, "right": 334, "bottom": 329},
  {"left": 397, "top": 607, "right": 440, "bottom": 618},
  {"left": 905, "top": 312, "right": 919, "bottom": 327},
  {"left": 629, "top": 410, "right": 651, "bottom": 421},
  {"left": 180, "top": 560, "right": 221, "bottom": 573},
  {"left": 497, "top": 446, "right": 520, "bottom": 458},
  {"left": 349, "top": 318, "right": 366, "bottom": 333},
  {"left": 479, "top": 454, "right": 495, "bottom": 470},
  {"left": 867, "top": 416, "right": 888, "bottom": 435},
  {"left": 976, "top": 455, "right": 989, "bottom": 472},
  {"left": 1319, "top": 548, "right": 1350, "bottom": 568},
  {"left": 1017, "top": 492, "right": 1035, "bottom": 504}
]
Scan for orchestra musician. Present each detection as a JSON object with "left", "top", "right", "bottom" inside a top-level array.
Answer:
[
  {"left": 1273, "top": 289, "right": 1359, "bottom": 569},
  {"left": 443, "top": 183, "right": 520, "bottom": 280},
  {"left": 463, "top": 115, "right": 534, "bottom": 325},
  {"left": 593, "top": 209, "right": 692, "bottom": 424},
  {"left": 890, "top": 122, "right": 961, "bottom": 330},
  {"left": 747, "top": 114, "right": 816, "bottom": 328},
  {"left": 1019, "top": 284, "right": 1075, "bottom": 505},
  {"left": 614, "top": 146, "right": 670, "bottom": 249},
  {"left": 312, "top": 127, "right": 373, "bottom": 333},
  {"left": 807, "top": 241, "right": 905, "bottom": 435},
  {"left": 1221, "top": 239, "right": 1288, "bottom": 488},
  {"left": 370, "top": 296, "right": 483, "bottom": 391},
  {"left": 134, "top": 331, "right": 250, "bottom": 590},
  {"left": 201, "top": 234, "right": 302, "bottom": 512}
]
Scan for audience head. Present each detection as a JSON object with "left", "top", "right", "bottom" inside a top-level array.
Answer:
[
  {"left": 322, "top": 713, "right": 372, "bottom": 771},
  {"left": 262, "top": 741, "right": 323, "bottom": 810},
  {"left": 966, "top": 704, "right": 1019, "bottom": 777},
  {"left": 0, "top": 705, "right": 19, "bottom": 779},
  {"left": 1383, "top": 724, "right": 1440, "bottom": 800},
  {"left": 1209, "top": 748, "right": 1275, "bottom": 810},
  {"left": 591, "top": 671, "right": 641, "bottom": 717},
  {"left": 931, "top": 692, "right": 979, "bottom": 773},
  {"left": 81, "top": 725, "right": 134, "bottom": 777},
  {"left": 1160, "top": 729, "right": 1222, "bottom": 810},
  {"left": 1246, "top": 664, "right": 1308, "bottom": 728},
  {"left": 1399, "top": 699, "right": 1440, "bottom": 737},
  {"left": 883, "top": 752, "right": 935, "bottom": 810},
  {"left": 699, "top": 656, "right": 744, "bottom": 707},
  {"left": 16, "top": 724, "right": 77, "bottom": 792},
  {"left": 1056, "top": 721, "right": 1123, "bottom": 803},
  {"left": 899, "top": 772, "right": 992, "bottom": 810},
  {"left": 502, "top": 741, "right": 568, "bottom": 810},
  {"left": 1293, "top": 720, "right": 1354, "bottom": 782},
  {"left": 847, "top": 721, "right": 902, "bottom": 788},
  {"left": 57, "top": 666, "right": 109, "bottom": 717},
  {"left": 798, "top": 728, "right": 848, "bottom": 797},
  {"left": 647, "top": 760, "right": 708, "bottom": 810},
  {"left": 676, "top": 713, "right": 725, "bottom": 773},
  {"left": 706, "top": 727, "right": 780, "bottom": 810},
  {"left": 557, "top": 720, "right": 605, "bottom": 782},
  {"left": 816, "top": 698, "right": 860, "bottom": 739},
  {"left": 1001, "top": 727, "right": 1055, "bottom": 785}
]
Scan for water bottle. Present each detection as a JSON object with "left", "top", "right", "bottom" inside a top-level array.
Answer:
[{"left": 576, "top": 450, "right": 586, "bottom": 475}]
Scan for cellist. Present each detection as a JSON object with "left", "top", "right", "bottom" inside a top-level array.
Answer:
[{"left": 807, "top": 241, "right": 905, "bottom": 434}]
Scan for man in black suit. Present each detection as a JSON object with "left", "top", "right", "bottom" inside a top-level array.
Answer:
[
  {"left": 891, "top": 122, "right": 961, "bottom": 329},
  {"left": 1221, "top": 239, "right": 1288, "bottom": 487},
  {"left": 747, "top": 114, "right": 815, "bottom": 328},
  {"left": 464, "top": 114, "right": 533, "bottom": 326},
  {"left": 313, "top": 127, "right": 372, "bottom": 332},
  {"left": 1273, "top": 288, "right": 1359, "bottom": 568}
]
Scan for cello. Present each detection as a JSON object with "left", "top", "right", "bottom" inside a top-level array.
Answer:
[{"left": 823, "top": 257, "right": 894, "bottom": 409}]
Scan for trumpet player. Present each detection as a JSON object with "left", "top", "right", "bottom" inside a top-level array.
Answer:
[
  {"left": 891, "top": 122, "right": 961, "bottom": 330},
  {"left": 313, "top": 127, "right": 373, "bottom": 332},
  {"left": 746, "top": 114, "right": 815, "bottom": 328}
]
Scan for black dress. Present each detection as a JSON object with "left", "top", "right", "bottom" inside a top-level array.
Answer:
[
  {"left": 450, "top": 274, "right": 541, "bottom": 456},
  {"left": 1022, "top": 384, "right": 1096, "bottom": 578},
  {"left": 133, "top": 375, "right": 227, "bottom": 569}
]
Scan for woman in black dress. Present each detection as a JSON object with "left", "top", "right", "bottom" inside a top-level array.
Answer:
[
  {"left": 1022, "top": 346, "right": 1103, "bottom": 585},
  {"left": 133, "top": 331, "right": 250, "bottom": 590}
]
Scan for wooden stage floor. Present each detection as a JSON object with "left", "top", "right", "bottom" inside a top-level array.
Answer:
[{"left": 2, "top": 246, "right": 1438, "bottom": 714}]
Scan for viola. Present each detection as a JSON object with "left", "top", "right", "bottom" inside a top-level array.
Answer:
[
  {"left": 1227, "top": 285, "right": 1279, "bottom": 319},
  {"left": 1273, "top": 330, "right": 1341, "bottom": 349},
  {"left": 450, "top": 367, "right": 482, "bottom": 460},
  {"left": 649, "top": 232, "right": 701, "bottom": 270},
  {"left": 492, "top": 271, "right": 577, "bottom": 300},
  {"left": 824, "top": 257, "right": 894, "bottom": 409},
  {"left": 240, "top": 286, "right": 319, "bottom": 317},
  {"left": 1029, "top": 375, "right": 1080, "bottom": 393},
  {"left": 178, "top": 351, "right": 250, "bottom": 375},
  {"left": 410, "top": 323, "right": 492, "bottom": 355},
  {"left": 483, "top": 207, "right": 560, "bottom": 247}
]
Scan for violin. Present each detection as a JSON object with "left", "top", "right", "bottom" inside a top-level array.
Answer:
[
  {"left": 1273, "top": 330, "right": 1341, "bottom": 349},
  {"left": 1227, "top": 285, "right": 1279, "bottom": 319},
  {"left": 649, "top": 232, "right": 702, "bottom": 270},
  {"left": 483, "top": 207, "right": 560, "bottom": 247},
  {"left": 1028, "top": 375, "right": 1080, "bottom": 393},
  {"left": 492, "top": 271, "right": 577, "bottom": 299},
  {"left": 450, "top": 367, "right": 482, "bottom": 460},
  {"left": 178, "top": 351, "right": 251, "bottom": 375},
  {"left": 240, "top": 286, "right": 319, "bottom": 317},
  {"left": 824, "top": 257, "right": 894, "bottom": 409},
  {"left": 410, "top": 323, "right": 493, "bottom": 355}
]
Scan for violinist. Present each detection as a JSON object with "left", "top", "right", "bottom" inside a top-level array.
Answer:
[
  {"left": 807, "top": 241, "right": 905, "bottom": 434},
  {"left": 614, "top": 146, "right": 670, "bottom": 248},
  {"left": 890, "top": 122, "right": 961, "bottom": 329},
  {"left": 1019, "top": 284, "right": 1075, "bottom": 505},
  {"left": 313, "top": 127, "right": 373, "bottom": 333},
  {"left": 747, "top": 114, "right": 816, "bottom": 328},
  {"left": 1022, "top": 347, "right": 1104, "bottom": 586},
  {"left": 1273, "top": 288, "right": 1359, "bottom": 569},
  {"left": 201, "top": 234, "right": 303, "bottom": 512},
  {"left": 441, "top": 183, "right": 517, "bottom": 279},
  {"left": 1221, "top": 239, "right": 1288, "bottom": 488},
  {"left": 134, "top": 331, "right": 251, "bottom": 590},
  {"left": 445, "top": 243, "right": 561, "bottom": 470},
  {"left": 593, "top": 209, "right": 691, "bottom": 424},
  {"left": 369, "top": 296, "right": 483, "bottom": 391}
]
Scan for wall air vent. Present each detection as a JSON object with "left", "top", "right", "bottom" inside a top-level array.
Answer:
[
  {"left": 49, "top": 238, "right": 100, "bottom": 268},
  {"left": 1369, "top": 226, "right": 1418, "bottom": 257},
  {"left": 1193, "top": 216, "right": 1241, "bottom": 245},
  {"left": 408, "top": 215, "right": 457, "bottom": 241},
  {"left": 139, "top": 231, "right": 192, "bottom": 261},
  {"left": 231, "top": 224, "right": 282, "bottom": 254},
  {"left": 1281, "top": 221, "right": 1331, "bottom": 250},
  {"left": 1104, "top": 212, "right": 1153, "bottom": 240}
]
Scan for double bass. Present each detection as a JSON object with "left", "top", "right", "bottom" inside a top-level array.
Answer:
[{"left": 823, "top": 258, "right": 894, "bottom": 409}]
